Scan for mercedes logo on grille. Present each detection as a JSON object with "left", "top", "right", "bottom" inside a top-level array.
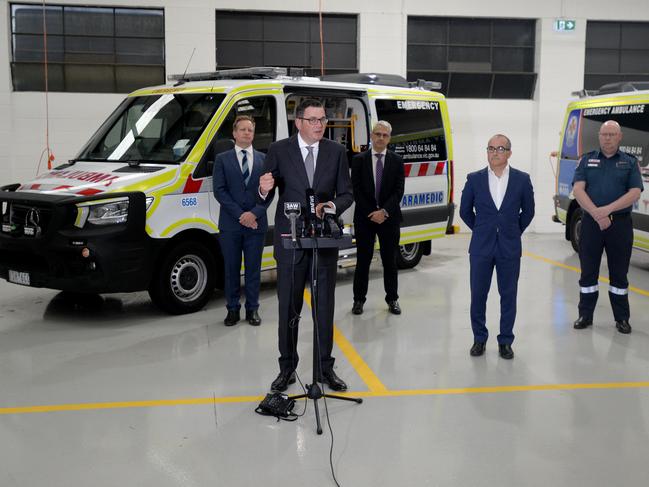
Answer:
[
  {"left": 26, "top": 207, "right": 40, "bottom": 227},
  {"left": 24, "top": 207, "right": 41, "bottom": 236}
]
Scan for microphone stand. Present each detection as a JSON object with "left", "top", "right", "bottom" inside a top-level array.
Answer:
[{"left": 283, "top": 233, "right": 362, "bottom": 435}]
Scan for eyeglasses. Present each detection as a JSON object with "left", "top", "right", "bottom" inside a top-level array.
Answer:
[
  {"left": 486, "top": 146, "right": 511, "bottom": 153},
  {"left": 372, "top": 132, "right": 390, "bottom": 138},
  {"left": 298, "top": 117, "right": 328, "bottom": 126}
]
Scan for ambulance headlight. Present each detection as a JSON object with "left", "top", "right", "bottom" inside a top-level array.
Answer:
[{"left": 87, "top": 200, "right": 129, "bottom": 226}]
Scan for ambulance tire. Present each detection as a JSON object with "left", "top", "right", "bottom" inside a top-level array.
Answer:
[
  {"left": 396, "top": 242, "right": 424, "bottom": 269},
  {"left": 149, "top": 241, "right": 216, "bottom": 315},
  {"left": 569, "top": 207, "right": 583, "bottom": 253}
]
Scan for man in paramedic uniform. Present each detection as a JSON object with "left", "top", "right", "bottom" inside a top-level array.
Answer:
[{"left": 573, "top": 120, "right": 643, "bottom": 334}]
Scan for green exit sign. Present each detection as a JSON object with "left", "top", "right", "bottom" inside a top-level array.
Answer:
[{"left": 554, "top": 19, "right": 576, "bottom": 32}]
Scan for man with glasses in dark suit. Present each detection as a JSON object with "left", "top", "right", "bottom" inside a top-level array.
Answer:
[{"left": 259, "top": 99, "right": 353, "bottom": 392}]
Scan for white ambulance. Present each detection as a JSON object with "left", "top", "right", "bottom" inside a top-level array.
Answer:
[{"left": 0, "top": 67, "right": 455, "bottom": 314}]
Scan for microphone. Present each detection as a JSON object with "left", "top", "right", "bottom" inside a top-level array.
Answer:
[
  {"left": 305, "top": 188, "right": 317, "bottom": 237},
  {"left": 283, "top": 202, "right": 301, "bottom": 242}
]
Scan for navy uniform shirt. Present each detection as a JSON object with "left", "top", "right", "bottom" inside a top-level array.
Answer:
[{"left": 572, "top": 150, "right": 644, "bottom": 214}]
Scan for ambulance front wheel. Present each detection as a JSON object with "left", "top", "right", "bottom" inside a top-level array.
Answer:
[
  {"left": 396, "top": 242, "right": 424, "bottom": 269},
  {"left": 569, "top": 207, "right": 583, "bottom": 253},
  {"left": 149, "top": 241, "right": 216, "bottom": 315}
]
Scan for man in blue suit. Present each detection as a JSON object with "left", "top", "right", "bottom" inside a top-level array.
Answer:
[
  {"left": 459, "top": 134, "right": 535, "bottom": 359},
  {"left": 213, "top": 115, "right": 270, "bottom": 326}
]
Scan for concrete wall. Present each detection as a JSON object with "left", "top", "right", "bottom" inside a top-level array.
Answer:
[{"left": 2, "top": 0, "right": 649, "bottom": 232}]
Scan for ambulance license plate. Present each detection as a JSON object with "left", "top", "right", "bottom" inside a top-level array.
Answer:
[{"left": 8, "top": 270, "right": 30, "bottom": 286}]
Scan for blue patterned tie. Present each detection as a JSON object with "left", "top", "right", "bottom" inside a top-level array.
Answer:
[
  {"left": 375, "top": 153, "right": 384, "bottom": 203},
  {"left": 241, "top": 150, "right": 250, "bottom": 185}
]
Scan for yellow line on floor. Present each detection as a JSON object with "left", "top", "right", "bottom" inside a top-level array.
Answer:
[
  {"left": 303, "top": 289, "right": 388, "bottom": 393},
  {"left": 4, "top": 381, "right": 649, "bottom": 415},
  {"left": 523, "top": 251, "right": 649, "bottom": 297}
]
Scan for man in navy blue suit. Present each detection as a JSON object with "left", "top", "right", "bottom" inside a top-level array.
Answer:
[
  {"left": 213, "top": 115, "right": 270, "bottom": 327},
  {"left": 459, "top": 134, "right": 535, "bottom": 359}
]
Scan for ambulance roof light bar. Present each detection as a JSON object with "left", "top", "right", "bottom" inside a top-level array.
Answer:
[
  {"left": 168, "top": 67, "right": 289, "bottom": 83},
  {"left": 572, "top": 81, "right": 649, "bottom": 98}
]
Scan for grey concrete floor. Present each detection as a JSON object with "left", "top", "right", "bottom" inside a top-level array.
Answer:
[{"left": 1, "top": 233, "right": 649, "bottom": 486}]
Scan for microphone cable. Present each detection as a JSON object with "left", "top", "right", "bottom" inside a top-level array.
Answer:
[{"left": 310, "top": 233, "right": 342, "bottom": 487}]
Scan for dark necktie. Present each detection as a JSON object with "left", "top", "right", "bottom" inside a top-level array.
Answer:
[
  {"left": 241, "top": 150, "right": 250, "bottom": 185},
  {"left": 375, "top": 153, "right": 384, "bottom": 203},
  {"left": 305, "top": 146, "right": 315, "bottom": 187}
]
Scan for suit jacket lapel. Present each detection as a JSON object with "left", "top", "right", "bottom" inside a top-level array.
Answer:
[
  {"left": 482, "top": 169, "right": 498, "bottom": 210},
  {"left": 288, "top": 137, "right": 311, "bottom": 188},
  {"left": 312, "top": 141, "right": 328, "bottom": 189},
  {"left": 366, "top": 151, "right": 376, "bottom": 198},
  {"left": 229, "top": 149, "right": 245, "bottom": 186},
  {"left": 499, "top": 167, "right": 515, "bottom": 208}
]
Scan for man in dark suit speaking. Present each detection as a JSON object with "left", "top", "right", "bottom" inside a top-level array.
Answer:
[
  {"left": 459, "top": 134, "right": 535, "bottom": 359},
  {"left": 351, "top": 120, "right": 405, "bottom": 315},
  {"left": 258, "top": 99, "right": 353, "bottom": 392}
]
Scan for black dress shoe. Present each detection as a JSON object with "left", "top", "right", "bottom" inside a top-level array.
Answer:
[
  {"left": 470, "top": 341, "right": 486, "bottom": 357},
  {"left": 352, "top": 300, "right": 364, "bottom": 315},
  {"left": 270, "top": 371, "right": 296, "bottom": 392},
  {"left": 318, "top": 369, "right": 348, "bottom": 392},
  {"left": 498, "top": 344, "right": 514, "bottom": 359},
  {"left": 573, "top": 316, "right": 593, "bottom": 329},
  {"left": 387, "top": 300, "right": 401, "bottom": 315},
  {"left": 615, "top": 320, "right": 632, "bottom": 334},
  {"left": 224, "top": 309, "right": 240, "bottom": 326},
  {"left": 246, "top": 309, "right": 261, "bottom": 326}
]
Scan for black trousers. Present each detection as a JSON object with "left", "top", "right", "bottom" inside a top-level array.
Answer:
[
  {"left": 578, "top": 213, "right": 633, "bottom": 321},
  {"left": 276, "top": 249, "right": 337, "bottom": 375},
  {"left": 353, "top": 220, "right": 400, "bottom": 303}
]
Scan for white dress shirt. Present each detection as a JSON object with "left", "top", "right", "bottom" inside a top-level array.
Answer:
[
  {"left": 234, "top": 144, "right": 253, "bottom": 172},
  {"left": 488, "top": 164, "right": 510, "bottom": 210}
]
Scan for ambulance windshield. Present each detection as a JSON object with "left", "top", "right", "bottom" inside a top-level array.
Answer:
[{"left": 78, "top": 93, "right": 224, "bottom": 163}]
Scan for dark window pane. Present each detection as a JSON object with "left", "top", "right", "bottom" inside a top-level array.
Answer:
[
  {"left": 116, "top": 9, "right": 164, "bottom": 37},
  {"left": 448, "top": 46, "right": 491, "bottom": 71},
  {"left": 493, "top": 47, "right": 534, "bottom": 72},
  {"left": 448, "top": 72, "right": 492, "bottom": 98},
  {"left": 492, "top": 73, "right": 536, "bottom": 99},
  {"left": 449, "top": 18, "right": 490, "bottom": 45},
  {"left": 215, "top": 11, "right": 357, "bottom": 74},
  {"left": 408, "top": 17, "right": 447, "bottom": 44},
  {"left": 584, "top": 74, "right": 628, "bottom": 91},
  {"left": 215, "top": 12, "right": 262, "bottom": 40},
  {"left": 621, "top": 23, "right": 649, "bottom": 49},
  {"left": 264, "top": 15, "right": 309, "bottom": 42},
  {"left": 585, "top": 49, "right": 620, "bottom": 74},
  {"left": 264, "top": 42, "right": 308, "bottom": 66},
  {"left": 310, "top": 16, "right": 357, "bottom": 43},
  {"left": 408, "top": 45, "right": 447, "bottom": 70},
  {"left": 11, "top": 4, "right": 164, "bottom": 92},
  {"left": 116, "top": 38, "right": 164, "bottom": 65},
  {"left": 492, "top": 19, "right": 535, "bottom": 46},
  {"left": 116, "top": 66, "right": 165, "bottom": 92},
  {"left": 216, "top": 40, "right": 263, "bottom": 66},
  {"left": 586, "top": 22, "right": 621, "bottom": 49},
  {"left": 11, "top": 62, "right": 64, "bottom": 91},
  {"left": 65, "top": 36, "right": 114, "bottom": 64},
  {"left": 13, "top": 33, "right": 64, "bottom": 62},
  {"left": 311, "top": 43, "right": 356, "bottom": 70},
  {"left": 620, "top": 49, "right": 649, "bottom": 73},
  {"left": 12, "top": 4, "right": 63, "bottom": 35},
  {"left": 64, "top": 7, "right": 113, "bottom": 36},
  {"left": 65, "top": 64, "right": 115, "bottom": 92}
]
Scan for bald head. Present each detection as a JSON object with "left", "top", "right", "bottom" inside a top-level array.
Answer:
[{"left": 598, "top": 120, "right": 622, "bottom": 157}]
